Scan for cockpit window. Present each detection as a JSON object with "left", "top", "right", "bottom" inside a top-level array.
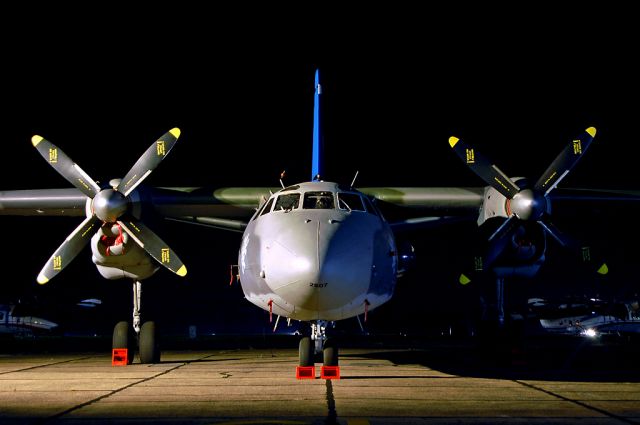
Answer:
[
  {"left": 362, "top": 196, "right": 380, "bottom": 217},
  {"left": 259, "top": 197, "right": 275, "bottom": 216},
  {"left": 251, "top": 203, "right": 265, "bottom": 221},
  {"left": 274, "top": 193, "right": 300, "bottom": 211},
  {"left": 337, "top": 193, "right": 365, "bottom": 211},
  {"left": 303, "top": 191, "right": 335, "bottom": 209}
]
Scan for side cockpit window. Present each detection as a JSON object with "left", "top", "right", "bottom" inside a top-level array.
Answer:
[
  {"left": 337, "top": 193, "right": 365, "bottom": 211},
  {"left": 274, "top": 193, "right": 300, "bottom": 211},
  {"left": 303, "top": 191, "right": 335, "bottom": 209},
  {"left": 259, "top": 197, "right": 275, "bottom": 216},
  {"left": 363, "top": 196, "right": 381, "bottom": 218}
]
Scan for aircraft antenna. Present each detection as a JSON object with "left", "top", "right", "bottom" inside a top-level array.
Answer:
[
  {"left": 350, "top": 170, "right": 359, "bottom": 188},
  {"left": 279, "top": 170, "right": 286, "bottom": 189}
]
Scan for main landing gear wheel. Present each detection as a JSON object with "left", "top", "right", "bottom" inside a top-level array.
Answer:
[
  {"left": 299, "top": 336, "right": 314, "bottom": 367},
  {"left": 139, "top": 321, "right": 160, "bottom": 364},
  {"left": 323, "top": 338, "right": 339, "bottom": 367},
  {"left": 112, "top": 321, "right": 134, "bottom": 365}
]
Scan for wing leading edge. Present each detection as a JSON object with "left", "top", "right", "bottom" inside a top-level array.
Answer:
[{"left": 2, "top": 185, "right": 639, "bottom": 233}]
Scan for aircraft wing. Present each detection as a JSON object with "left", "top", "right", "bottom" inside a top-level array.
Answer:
[
  {"left": 3, "top": 185, "right": 638, "bottom": 226},
  {"left": 360, "top": 187, "right": 485, "bottom": 212},
  {"left": 0, "top": 186, "right": 277, "bottom": 232},
  {"left": 0, "top": 189, "right": 87, "bottom": 216}
]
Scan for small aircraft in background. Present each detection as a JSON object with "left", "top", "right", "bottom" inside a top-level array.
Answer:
[
  {"left": 528, "top": 296, "right": 640, "bottom": 337},
  {"left": 1, "top": 69, "right": 638, "bottom": 377},
  {"left": 0, "top": 303, "right": 58, "bottom": 336}
]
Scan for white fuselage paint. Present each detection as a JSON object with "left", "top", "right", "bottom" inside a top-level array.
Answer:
[{"left": 239, "top": 181, "right": 397, "bottom": 321}]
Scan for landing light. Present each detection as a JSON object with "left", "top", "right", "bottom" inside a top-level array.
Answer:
[{"left": 582, "top": 328, "right": 597, "bottom": 338}]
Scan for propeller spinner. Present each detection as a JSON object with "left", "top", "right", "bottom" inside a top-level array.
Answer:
[{"left": 32, "top": 128, "right": 187, "bottom": 284}]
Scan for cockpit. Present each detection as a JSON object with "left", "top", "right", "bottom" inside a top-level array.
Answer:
[{"left": 252, "top": 183, "right": 381, "bottom": 220}]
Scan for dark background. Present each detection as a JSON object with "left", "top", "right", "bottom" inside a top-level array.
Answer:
[{"left": 2, "top": 7, "right": 639, "bottom": 339}]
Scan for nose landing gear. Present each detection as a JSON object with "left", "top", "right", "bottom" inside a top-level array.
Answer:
[{"left": 297, "top": 320, "right": 339, "bottom": 379}]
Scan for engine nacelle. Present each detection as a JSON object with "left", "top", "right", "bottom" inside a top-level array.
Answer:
[
  {"left": 91, "top": 223, "right": 159, "bottom": 280},
  {"left": 476, "top": 178, "right": 550, "bottom": 275}
]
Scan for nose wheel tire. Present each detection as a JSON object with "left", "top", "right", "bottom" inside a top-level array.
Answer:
[
  {"left": 299, "top": 336, "right": 314, "bottom": 367},
  {"left": 112, "top": 321, "right": 134, "bottom": 365},
  {"left": 139, "top": 321, "right": 160, "bottom": 364},
  {"left": 323, "top": 338, "right": 339, "bottom": 367}
]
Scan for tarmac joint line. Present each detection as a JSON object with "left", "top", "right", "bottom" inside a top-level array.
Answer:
[
  {"left": 514, "top": 379, "right": 639, "bottom": 425},
  {"left": 0, "top": 356, "right": 94, "bottom": 375},
  {"left": 33, "top": 353, "right": 218, "bottom": 425},
  {"left": 325, "top": 379, "right": 338, "bottom": 425}
]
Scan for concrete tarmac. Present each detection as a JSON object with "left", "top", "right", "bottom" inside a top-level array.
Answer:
[{"left": 1, "top": 343, "right": 640, "bottom": 425}]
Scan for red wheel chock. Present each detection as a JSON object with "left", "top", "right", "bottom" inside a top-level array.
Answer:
[
  {"left": 112, "top": 349, "right": 129, "bottom": 366},
  {"left": 321, "top": 366, "right": 340, "bottom": 379},
  {"left": 296, "top": 366, "right": 315, "bottom": 379}
]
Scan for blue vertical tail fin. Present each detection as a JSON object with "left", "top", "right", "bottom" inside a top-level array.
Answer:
[{"left": 311, "top": 69, "right": 323, "bottom": 181}]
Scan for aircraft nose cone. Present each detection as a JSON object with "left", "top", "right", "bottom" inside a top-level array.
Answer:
[{"left": 265, "top": 217, "right": 370, "bottom": 311}]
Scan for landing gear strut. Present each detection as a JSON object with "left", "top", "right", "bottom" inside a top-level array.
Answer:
[
  {"left": 111, "top": 280, "right": 160, "bottom": 364},
  {"left": 297, "top": 320, "right": 338, "bottom": 368},
  {"left": 496, "top": 276, "right": 505, "bottom": 328}
]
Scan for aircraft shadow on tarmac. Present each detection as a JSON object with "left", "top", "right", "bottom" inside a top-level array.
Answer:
[{"left": 343, "top": 336, "right": 640, "bottom": 382}]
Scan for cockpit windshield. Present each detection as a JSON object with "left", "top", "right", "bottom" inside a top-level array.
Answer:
[
  {"left": 303, "top": 191, "right": 335, "bottom": 209},
  {"left": 254, "top": 188, "right": 382, "bottom": 218},
  {"left": 275, "top": 193, "right": 300, "bottom": 211}
]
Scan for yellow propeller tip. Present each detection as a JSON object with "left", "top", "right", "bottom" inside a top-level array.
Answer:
[
  {"left": 37, "top": 274, "right": 49, "bottom": 285},
  {"left": 449, "top": 136, "right": 459, "bottom": 148},
  {"left": 459, "top": 273, "right": 471, "bottom": 285},
  {"left": 177, "top": 265, "right": 187, "bottom": 277},
  {"left": 170, "top": 128, "right": 181, "bottom": 138},
  {"left": 586, "top": 127, "right": 597, "bottom": 137},
  {"left": 597, "top": 263, "right": 608, "bottom": 275},
  {"left": 31, "top": 135, "right": 43, "bottom": 146}
]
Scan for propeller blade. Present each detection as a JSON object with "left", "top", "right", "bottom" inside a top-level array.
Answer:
[
  {"left": 31, "top": 135, "right": 101, "bottom": 198},
  {"left": 488, "top": 215, "right": 519, "bottom": 243},
  {"left": 578, "top": 246, "right": 609, "bottom": 275},
  {"left": 484, "top": 216, "right": 521, "bottom": 268},
  {"left": 118, "top": 128, "right": 181, "bottom": 197},
  {"left": 36, "top": 216, "right": 100, "bottom": 284},
  {"left": 534, "top": 127, "right": 596, "bottom": 194},
  {"left": 449, "top": 136, "right": 520, "bottom": 199},
  {"left": 117, "top": 216, "right": 187, "bottom": 277},
  {"left": 538, "top": 217, "right": 573, "bottom": 248}
]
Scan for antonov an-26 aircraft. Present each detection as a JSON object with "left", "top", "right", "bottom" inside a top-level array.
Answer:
[{"left": 0, "top": 70, "right": 634, "bottom": 376}]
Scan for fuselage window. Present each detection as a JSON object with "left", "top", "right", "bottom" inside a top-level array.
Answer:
[
  {"left": 274, "top": 193, "right": 300, "bottom": 211},
  {"left": 259, "top": 198, "right": 275, "bottom": 216},
  {"left": 337, "top": 193, "right": 365, "bottom": 211},
  {"left": 303, "top": 191, "right": 335, "bottom": 209}
]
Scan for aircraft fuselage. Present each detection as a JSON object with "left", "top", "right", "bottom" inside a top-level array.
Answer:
[{"left": 239, "top": 181, "right": 397, "bottom": 321}]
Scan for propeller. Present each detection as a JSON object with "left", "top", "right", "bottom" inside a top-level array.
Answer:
[
  {"left": 32, "top": 128, "right": 186, "bottom": 284},
  {"left": 449, "top": 127, "right": 598, "bottom": 271}
]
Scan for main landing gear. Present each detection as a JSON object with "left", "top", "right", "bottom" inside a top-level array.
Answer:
[
  {"left": 297, "top": 320, "right": 339, "bottom": 378},
  {"left": 112, "top": 280, "right": 160, "bottom": 364}
]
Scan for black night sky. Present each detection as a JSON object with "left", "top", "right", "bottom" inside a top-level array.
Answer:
[{"left": 2, "top": 7, "right": 639, "bottom": 338}]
